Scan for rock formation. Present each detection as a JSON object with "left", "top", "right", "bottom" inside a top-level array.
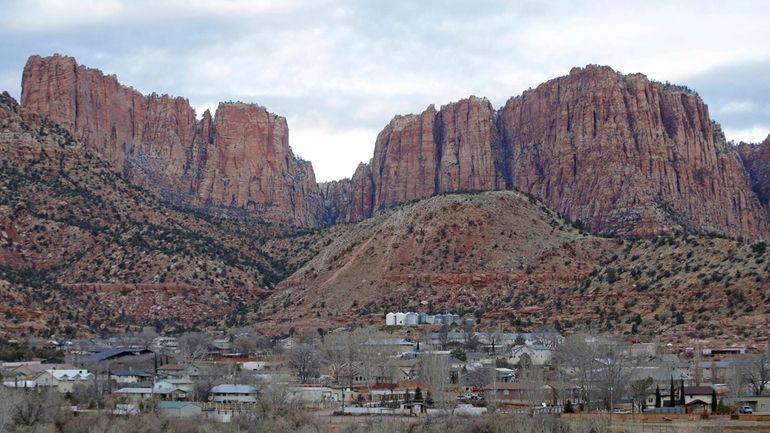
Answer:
[
  {"left": 17, "top": 55, "right": 769, "bottom": 238},
  {"left": 738, "top": 135, "right": 770, "bottom": 215},
  {"left": 499, "top": 65, "right": 768, "bottom": 238},
  {"left": 329, "top": 66, "right": 769, "bottom": 239},
  {"left": 21, "top": 54, "right": 323, "bottom": 227}
]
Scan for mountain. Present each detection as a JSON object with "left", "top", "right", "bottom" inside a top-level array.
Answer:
[
  {"left": 20, "top": 55, "right": 770, "bottom": 240},
  {"left": 21, "top": 54, "right": 324, "bottom": 227},
  {"left": 738, "top": 135, "right": 770, "bottom": 213},
  {"left": 268, "top": 191, "right": 770, "bottom": 343},
  {"left": 327, "top": 66, "right": 769, "bottom": 240},
  {"left": 0, "top": 91, "right": 333, "bottom": 336}
]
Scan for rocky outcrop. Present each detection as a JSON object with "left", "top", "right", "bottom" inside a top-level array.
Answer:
[
  {"left": 737, "top": 135, "right": 770, "bottom": 215},
  {"left": 328, "top": 97, "right": 507, "bottom": 223},
  {"left": 21, "top": 54, "right": 323, "bottom": 226},
  {"left": 499, "top": 65, "right": 769, "bottom": 238},
  {"left": 328, "top": 66, "right": 769, "bottom": 239},
  {"left": 17, "top": 55, "right": 769, "bottom": 238}
]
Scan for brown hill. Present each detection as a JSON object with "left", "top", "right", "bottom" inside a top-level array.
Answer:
[
  {"left": 0, "top": 91, "right": 331, "bottom": 336},
  {"left": 269, "top": 191, "right": 769, "bottom": 343}
]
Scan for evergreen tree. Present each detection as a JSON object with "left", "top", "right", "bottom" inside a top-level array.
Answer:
[
  {"left": 565, "top": 400, "right": 575, "bottom": 413},
  {"left": 655, "top": 385, "right": 662, "bottom": 408},
  {"left": 414, "top": 387, "right": 423, "bottom": 403},
  {"left": 679, "top": 379, "right": 685, "bottom": 406},
  {"left": 669, "top": 376, "right": 675, "bottom": 407},
  {"left": 711, "top": 389, "right": 717, "bottom": 413}
]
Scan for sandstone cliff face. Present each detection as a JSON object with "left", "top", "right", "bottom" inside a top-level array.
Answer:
[
  {"left": 21, "top": 54, "right": 323, "bottom": 227},
  {"left": 499, "top": 65, "right": 769, "bottom": 238},
  {"left": 327, "top": 66, "right": 768, "bottom": 239},
  {"left": 738, "top": 135, "right": 770, "bottom": 215},
  {"left": 328, "top": 96, "right": 506, "bottom": 223}
]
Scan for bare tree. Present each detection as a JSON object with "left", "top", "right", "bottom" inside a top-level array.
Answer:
[
  {"left": 629, "top": 377, "right": 654, "bottom": 413},
  {"left": 554, "top": 333, "right": 597, "bottom": 410},
  {"left": 0, "top": 387, "right": 22, "bottom": 433},
  {"left": 233, "top": 334, "right": 257, "bottom": 356},
  {"left": 419, "top": 353, "right": 449, "bottom": 407},
  {"left": 462, "top": 322, "right": 479, "bottom": 351},
  {"left": 13, "top": 389, "right": 62, "bottom": 428},
  {"left": 742, "top": 353, "right": 770, "bottom": 396},
  {"left": 437, "top": 324, "right": 450, "bottom": 350},
  {"left": 178, "top": 332, "right": 212, "bottom": 363},
  {"left": 289, "top": 344, "right": 321, "bottom": 383},
  {"left": 519, "top": 362, "right": 547, "bottom": 411},
  {"left": 592, "top": 343, "right": 632, "bottom": 411}
]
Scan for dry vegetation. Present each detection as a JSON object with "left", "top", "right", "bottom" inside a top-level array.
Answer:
[{"left": 269, "top": 191, "right": 769, "bottom": 343}]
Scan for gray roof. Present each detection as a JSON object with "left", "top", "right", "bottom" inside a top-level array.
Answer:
[
  {"left": 211, "top": 384, "right": 256, "bottom": 394},
  {"left": 86, "top": 348, "right": 152, "bottom": 363}
]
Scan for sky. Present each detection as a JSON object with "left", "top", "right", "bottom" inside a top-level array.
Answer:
[{"left": 2, "top": 0, "right": 769, "bottom": 182}]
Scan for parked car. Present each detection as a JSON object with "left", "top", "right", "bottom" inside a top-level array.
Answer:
[
  {"left": 613, "top": 408, "right": 629, "bottom": 414},
  {"left": 739, "top": 405, "right": 753, "bottom": 414}
]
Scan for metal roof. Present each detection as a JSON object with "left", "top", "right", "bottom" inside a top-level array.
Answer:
[
  {"left": 211, "top": 384, "right": 256, "bottom": 394},
  {"left": 158, "top": 401, "right": 197, "bottom": 409}
]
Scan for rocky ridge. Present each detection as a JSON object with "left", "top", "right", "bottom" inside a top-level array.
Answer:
[
  {"left": 329, "top": 66, "right": 769, "bottom": 240},
  {"left": 738, "top": 135, "right": 770, "bottom": 213},
  {"left": 18, "top": 55, "right": 770, "bottom": 239},
  {"left": 21, "top": 54, "right": 323, "bottom": 227}
]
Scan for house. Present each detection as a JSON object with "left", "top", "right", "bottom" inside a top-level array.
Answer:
[
  {"left": 156, "top": 363, "right": 199, "bottom": 379},
  {"left": 506, "top": 345, "right": 553, "bottom": 366},
  {"left": 155, "top": 378, "right": 194, "bottom": 397},
  {"left": 289, "top": 385, "right": 336, "bottom": 402},
  {"left": 731, "top": 396, "right": 770, "bottom": 414},
  {"left": 210, "top": 384, "right": 257, "bottom": 403},
  {"left": 33, "top": 369, "right": 93, "bottom": 393},
  {"left": 111, "top": 369, "right": 155, "bottom": 384},
  {"left": 157, "top": 401, "right": 202, "bottom": 418},
  {"left": 85, "top": 347, "right": 154, "bottom": 364},
  {"left": 644, "top": 385, "right": 715, "bottom": 412}
]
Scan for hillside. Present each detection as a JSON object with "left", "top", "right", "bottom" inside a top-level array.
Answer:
[
  {"left": 269, "top": 191, "right": 769, "bottom": 344},
  {"left": 0, "top": 92, "right": 333, "bottom": 336}
]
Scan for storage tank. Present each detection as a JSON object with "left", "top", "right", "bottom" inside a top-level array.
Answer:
[
  {"left": 385, "top": 312, "right": 396, "bottom": 326},
  {"left": 418, "top": 312, "right": 428, "bottom": 324},
  {"left": 405, "top": 312, "right": 419, "bottom": 326},
  {"left": 395, "top": 312, "right": 406, "bottom": 326}
]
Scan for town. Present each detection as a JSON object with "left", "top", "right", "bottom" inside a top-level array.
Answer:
[{"left": 1, "top": 319, "right": 769, "bottom": 432}]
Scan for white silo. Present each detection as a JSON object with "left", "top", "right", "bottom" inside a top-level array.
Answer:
[
  {"left": 395, "top": 312, "right": 406, "bottom": 326},
  {"left": 405, "top": 312, "right": 419, "bottom": 326},
  {"left": 386, "top": 312, "right": 396, "bottom": 326}
]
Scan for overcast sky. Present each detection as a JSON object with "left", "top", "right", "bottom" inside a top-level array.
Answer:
[{"left": 2, "top": 0, "right": 769, "bottom": 181}]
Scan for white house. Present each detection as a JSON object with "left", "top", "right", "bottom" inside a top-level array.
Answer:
[
  {"left": 210, "top": 384, "right": 257, "bottom": 403},
  {"left": 506, "top": 345, "right": 552, "bottom": 366}
]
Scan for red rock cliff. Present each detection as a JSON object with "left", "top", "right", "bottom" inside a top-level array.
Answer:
[
  {"left": 738, "top": 135, "right": 770, "bottom": 215},
  {"left": 499, "top": 65, "right": 768, "bottom": 238},
  {"left": 21, "top": 54, "right": 323, "bottom": 227},
  {"left": 326, "top": 66, "right": 768, "bottom": 239},
  {"left": 327, "top": 96, "right": 507, "bottom": 223}
]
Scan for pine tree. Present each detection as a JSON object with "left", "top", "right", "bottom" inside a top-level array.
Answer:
[
  {"left": 679, "top": 379, "right": 685, "bottom": 406},
  {"left": 414, "top": 387, "right": 423, "bottom": 403},
  {"left": 655, "top": 385, "right": 662, "bottom": 408},
  {"left": 669, "top": 376, "right": 675, "bottom": 407},
  {"left": 710, "top": 389, "right": 717, "bottom": 413}
]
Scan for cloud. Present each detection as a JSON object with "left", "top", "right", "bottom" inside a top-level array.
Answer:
[{"left": 1, "top": 0, "right": 769, "bottom": 179}]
